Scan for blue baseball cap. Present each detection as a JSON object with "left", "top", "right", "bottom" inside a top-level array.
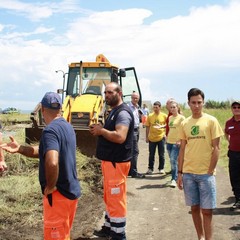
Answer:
[{"left": 41, "top": 92, "right": 62, "bottom": 109}]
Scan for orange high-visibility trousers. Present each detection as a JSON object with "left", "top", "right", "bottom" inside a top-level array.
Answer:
[
  {"left": 101, "top": 161, "right": 130, "bottom": 238},
  {"left": 141, "top": 115, "right": 147, "bottom": 127},
  {"left": 43, "top": 190, "right": 78, "bottom": 240}
]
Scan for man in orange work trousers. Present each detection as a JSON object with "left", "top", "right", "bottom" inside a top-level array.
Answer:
[
  {"left": 90, "top": 82, "right": 134, "bottom": 240},
  {"left": 1, "top": 92, "right": 81, "bottom": 240}
]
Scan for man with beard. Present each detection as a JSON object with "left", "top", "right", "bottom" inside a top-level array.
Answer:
[{"left": 90, "top": 82, "right": 134, "bottom": 240}]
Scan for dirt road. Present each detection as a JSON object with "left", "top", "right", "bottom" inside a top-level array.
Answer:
[{"left": 91, "top": 126, "right": 240, "bottom": 240}]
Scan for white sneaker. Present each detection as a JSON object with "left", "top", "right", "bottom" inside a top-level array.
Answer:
[
  {"left": 159, "top": 169, "right": 165, "bottom": 174},
  {"left": 146, "top": 169, "right": 153, "bottom": 175},
  {"left": 170, "top": 180, "right": 177, "bottom": 188}
]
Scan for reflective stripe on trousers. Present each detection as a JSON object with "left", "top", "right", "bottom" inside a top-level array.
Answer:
[{"left": 102, "top": 161, "right": 130, "bottom": 239}]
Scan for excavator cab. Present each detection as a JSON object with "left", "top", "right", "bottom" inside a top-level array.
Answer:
[{"left": 25, "top": 54, "right": 142, "bottom": 156}]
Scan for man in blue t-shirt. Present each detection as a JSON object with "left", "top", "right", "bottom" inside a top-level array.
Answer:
[{"left": 1, "top": 92, "right": 81, "bottom": 240}]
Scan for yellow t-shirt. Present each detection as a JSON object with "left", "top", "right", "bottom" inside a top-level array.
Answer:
[
  {"left": 146, "top": 112, "right": 167, "bottom": 142},
  {"left": 179, "top": 113, "right": 224, "bottom": 174},
  {"left": 167, "top": 114, "right": 185, "bottom": 144}
]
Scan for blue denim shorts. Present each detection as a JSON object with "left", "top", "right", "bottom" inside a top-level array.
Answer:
[{"left": 183, "top": 173, "right": 216, "bottom": 209}]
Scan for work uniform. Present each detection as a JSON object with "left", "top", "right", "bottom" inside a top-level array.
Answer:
[
  {"left": 39, "top": 117, "right": 81, "bottom": 240},
  {"left": 97, "top": 103, "right": 134, "bottom": 240}
]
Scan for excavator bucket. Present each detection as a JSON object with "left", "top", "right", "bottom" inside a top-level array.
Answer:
[
  {"left": 25, "top": 127, "right": 98, "bottom": 157},
  {"left": 25, "top": 127, "right": 43, "bottom": 144},
  {"left": 75, "top": 130, "right": 98, "bottom": 157}
]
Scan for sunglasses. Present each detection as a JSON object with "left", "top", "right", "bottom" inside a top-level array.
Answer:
[{"left": 232, "top": 106, "right": 240, "bottom": 109}]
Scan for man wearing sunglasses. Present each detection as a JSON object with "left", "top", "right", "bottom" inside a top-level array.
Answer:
[{"left": 225, "top": 101, "right": 240, "bottom": 211}]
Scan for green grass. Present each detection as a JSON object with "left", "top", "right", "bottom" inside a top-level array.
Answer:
[
  {"left": 0, "top": 113, "right": 30, "bottom": 124},
  {"left": 0, "top": 123, "right": 102, "bottom": 231},
  {"left": 0, "top": 109, "right": 233, "bottom": 231},
  {"left": 0, "top": 172, "right": 41, "bottom": 230},
  {"left": 0, "top": 149, "right": 102, "bottom": 230}
]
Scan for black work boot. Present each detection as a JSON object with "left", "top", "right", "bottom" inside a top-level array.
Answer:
[
  {"left": 230, "top": 198, "right": 240, "bottom": 211},
  {"left": 93, "top": 226, "right": 111, "bottom": 237}
]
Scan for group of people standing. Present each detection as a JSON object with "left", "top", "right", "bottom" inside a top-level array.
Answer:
[{"left": 0, "top": 84, "right": 239, "bottom": 240}]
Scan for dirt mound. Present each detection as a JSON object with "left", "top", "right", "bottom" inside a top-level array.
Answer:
[{"left": 1, "top": 126, "right": 240, "bottom": 240}]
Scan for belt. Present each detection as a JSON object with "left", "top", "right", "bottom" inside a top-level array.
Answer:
[{"left": 134, "top": 127, "right": 139, "bottom": 131}]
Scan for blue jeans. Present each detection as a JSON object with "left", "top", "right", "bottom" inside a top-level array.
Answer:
[
  {"left": 183, "top": 173, "right": 216, "bottom": 209},
  {"left": 129, "top": 129, "right": 139, "bottom": 176},
  {"left": 167, "top": 143, "right": 179, "bottom": 181},
  {"left": 148, "top": 139, "right": 165, "bottom": 171}
]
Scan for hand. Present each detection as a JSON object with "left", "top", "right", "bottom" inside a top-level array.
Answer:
[
  {"left": 44, "top": 186, "right": 57, "bottom": 196},
  {"left": 0, "top": 136, "right": 20, "bottom": 153},
  {"left": 207, "top": 170, "right": 214, "bottom": 175},
  {"left": 176, "top": 141, "right": 181, "bottom": 147},
  {"left": 177, "top": 175, "right": 183, "bottom": 190},
  {"left": 89, "top": 124, "right": 103, "bottom": 136},
  {"left": 0, "top": 160, "right": 7, "bottom": 173}
]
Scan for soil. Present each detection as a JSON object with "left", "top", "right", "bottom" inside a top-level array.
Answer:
[{"left": 1, "top": 126, "right": 240, "bottom": 240}]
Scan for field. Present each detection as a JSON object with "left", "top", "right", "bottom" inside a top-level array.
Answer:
[{"left": 0, "top": 108, "right": 233, "bottom": 239}]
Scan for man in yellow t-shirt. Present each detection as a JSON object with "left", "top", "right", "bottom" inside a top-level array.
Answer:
[
  {"left": 145, "top": 101, "right": 167, "bottom": 174},
  {"left": 177, "top": 88, "right": 224, "bottom": 240}
]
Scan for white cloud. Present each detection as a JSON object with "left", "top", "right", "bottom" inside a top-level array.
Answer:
[
  {"left": 1, "top": 1, "right": 240, "bottom": 109},
  {"left": 0, "top": 0, "right": 52, "bottom": 21},
  {"left": 1, "top": 26, "right": 54, "bottom": 41},
  {"left": 63, "top": 2, "right": 240, "bottom": 74},
  {"left": 0, "top": 24, "right": 4, "bottom": 32},
  {"left": 0, "top": 0, "right": 90, "bottom": 21}
]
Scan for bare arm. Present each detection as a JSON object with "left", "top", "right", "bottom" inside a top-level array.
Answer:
[
  {"left": 208, "top": 137, "right": 221, "bottom": 175},
  {"left": 0, "top": 133, "right": 7, "bottom": 172},
  {"left": 90, "top": 124, "right": 129, "bottom": 144},
  {"left": 44, "top": 150, "right": 59, "bottom": 196},
  {"left": 1, "top": 136, "right": 39, "bottom": 158},
  {"left": 177, "top": 139, "right": 187, "bottom": 190},
  {"left": 225, "top": 132, "right": 230, "bottom": 143},
  {"left": 146, "top": 126, "right": 150, "bottom": 143}
]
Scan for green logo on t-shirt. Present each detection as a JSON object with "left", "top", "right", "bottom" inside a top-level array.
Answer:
[
  {"left": 169, "top": 121, "right": 174, "bottom": 127},
  {"left": 191, "top": 126, "right": 199, "bottom": 136}
]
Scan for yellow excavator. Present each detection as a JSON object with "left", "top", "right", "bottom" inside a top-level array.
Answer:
[{"left": 25, "top": 54, "right": 142, "bottom": 156}]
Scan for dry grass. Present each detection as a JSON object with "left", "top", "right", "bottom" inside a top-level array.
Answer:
[
  {"left": 0, "top": 109, "right": 232, "bottom": 232},
  {"left": 0, "top": 121, "right": 102, "bottom": 231}
]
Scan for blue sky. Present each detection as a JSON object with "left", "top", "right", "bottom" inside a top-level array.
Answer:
[{"left": 0, "top": 0, "right": 240, "bottom": 110}]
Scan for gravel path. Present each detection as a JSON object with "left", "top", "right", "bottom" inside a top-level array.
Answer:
[{"left": 125, "top": 127, "right": 240, "bottom": 240}]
